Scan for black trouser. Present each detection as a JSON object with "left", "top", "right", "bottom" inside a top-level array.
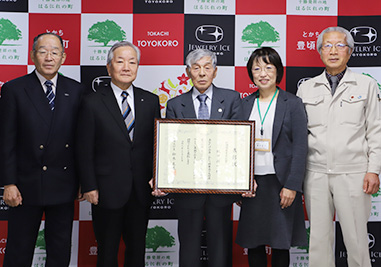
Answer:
[
  {"left": 248, "top": 245, "right": 290, "bottom": 267},
  {"left": 4, "top": 202, "right": 74, "bottom": 267},
  {"left": 91, "top": 191, "right": 149, "bottom": 267}
]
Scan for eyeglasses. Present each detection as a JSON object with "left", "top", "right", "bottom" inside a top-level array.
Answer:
[
  {"left": 252, "top": 65, "right": 276, "bottom": 74},
  {"left": 35, "top": 49, "right": 63, "bottom": 59},
  {"left": 321, "top": 43, "right": 349, "bottom": 52}
]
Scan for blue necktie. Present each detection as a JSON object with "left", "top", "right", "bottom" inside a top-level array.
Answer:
[
  {"left": 45, "top": 80, "right": 55, "bottom": 111},
  {"left": 121, "top": 91, "right": 135, "bottom": 141},
  {"left": 197, "top": 94, "right": 209, "bottom": 119}
]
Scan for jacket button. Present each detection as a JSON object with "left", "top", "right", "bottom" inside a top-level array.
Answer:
[
  {"left": 42, "top": 166, "right": 48, "bottom": 171},
  {"left": 39, "top": 145, "right": 44, "bottom": 150}
]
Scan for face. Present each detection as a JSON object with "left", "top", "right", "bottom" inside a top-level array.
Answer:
[
  {"left": 251, "top": 58, "right": 277, "bottom": 91},
  {"left": 186, "top": 56, "right": 217, "bottom": 94},
  {"left": 30, "top": 34, "right": 66, "bottom": 80},
  {"left": 320, "top": 31, "right": 351, "bottom": 75},
  {"left": 107, "top": 46, "right": 139, "bottom": 90}
]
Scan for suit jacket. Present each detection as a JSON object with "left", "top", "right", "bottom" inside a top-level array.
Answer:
[
  {"left": 0, "top": 71, "right": 84, "bottom": 206},
  {"left": 75, "top": 83, "right": 161, "bottom": 209},
  {"left": 242, "top": 88, "right": 308, "bottom": 192},
  {"left": 166, "top": 85, "right": 243, "bottom": 208}
]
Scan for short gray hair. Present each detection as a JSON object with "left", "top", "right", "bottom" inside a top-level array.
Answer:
[
  {"left": 32, "top": 32, "right": 64, "bottom": 52},
  {"left": 317, "top": 26, "right": 354, "bottom": 54},
  {"left": 185, "top": 49, "right": 217, "bottom": 69},
  {"left": 107, "top": 41, "right": 141, "bottom": 65}
]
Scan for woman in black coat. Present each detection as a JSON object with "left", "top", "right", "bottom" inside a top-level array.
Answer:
[{"left": 236, "top": 47, "right": 308, "bottom": 267}]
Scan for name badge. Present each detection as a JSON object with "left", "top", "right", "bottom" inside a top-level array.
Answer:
[{"left": 255, "top": 138, "right": 271, "bottom": 152}]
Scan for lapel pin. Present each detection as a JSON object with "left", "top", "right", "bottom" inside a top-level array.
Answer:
[
  {"left": 218, "top": 108, "right": 223, "bottom": 113},
  {"left": 64, "top": 93, "right": 69, "bottom": 97},
  {"left": 141, "top": 98, "right": 144, "bottom": 101}
]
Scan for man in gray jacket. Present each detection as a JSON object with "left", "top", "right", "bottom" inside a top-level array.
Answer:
[
  {"left": 166, "top": 49, "right": 242, "bottom": 267},
  {"left": 297, "top": 26, "right": 381, "bottom": 267}
]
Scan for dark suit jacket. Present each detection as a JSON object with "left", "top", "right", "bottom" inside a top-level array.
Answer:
[
  {"left": 0, "top": 71, "right": 84, "bottom": 206},
  {"left": 75, "top": 83, "right": 161, "bottom": 209},
  {"left": 166, "top": 85, "right": 243, "bottom": 208},
  {"left": 242, "top": 88, "right": 308, "bottom": 192}
]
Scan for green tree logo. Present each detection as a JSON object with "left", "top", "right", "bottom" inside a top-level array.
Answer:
[
  {"left": 146, "top": 226, "right": 175, "bottom": 252},
  {"left": 241, "top": 21, "right": 279, "bottom": 47},
  {"left": 35, "top": 229, "right": 46, "bottom": 251},
  {"left": 372, "top": 188, "right": 381, "bottom": 198},
  {"left": 87, "top": 20, "right": 126, "bottom": 46},
  {"left": 0, "top": 18, "right": 22, "bottom": 45}
]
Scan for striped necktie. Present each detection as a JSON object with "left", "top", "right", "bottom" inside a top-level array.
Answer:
[
  {"left": 121, "top": 91, "right": 135, "bottom": 141},
  {"left": 45, "top": 80, "right": 55, "bottom": 111}
]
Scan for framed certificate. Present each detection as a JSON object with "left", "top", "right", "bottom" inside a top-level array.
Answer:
[{"left": 153, "top": 119, "right": 255, "bottom": 194}]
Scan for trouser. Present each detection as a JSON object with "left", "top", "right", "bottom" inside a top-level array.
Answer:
[{"left": 304, "top": 171, "right": 371, "bottom": 267}]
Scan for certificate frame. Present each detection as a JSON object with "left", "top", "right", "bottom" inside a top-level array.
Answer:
[{"left": 153, "top": 118, "right": 255, "bottom": 194}]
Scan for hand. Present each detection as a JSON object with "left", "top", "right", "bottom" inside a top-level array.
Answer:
[
  {"left": 84, "top": 190, "right": 99, "bottom": 205},
  {"left": 77, "top": 187, "right": 86, "bottom": 202},
  {"left": 363, "top": 172, "right": 380, "bottom": 195},
  {"left": 149, "top": 178, "right": 167, "bottom": 197},
  {"left": 3, "top": 184, "right": 23, "bottom": 207},
  {"left": 242, "top": 179, "right": 258, "bottom": 198},
  {"left": 279, "top": 188, "right": 296, "bottom": 209}
]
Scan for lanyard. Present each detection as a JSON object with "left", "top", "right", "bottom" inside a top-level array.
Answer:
[{"left": 257, "top": 88, "right": 278, "bottom": 136}]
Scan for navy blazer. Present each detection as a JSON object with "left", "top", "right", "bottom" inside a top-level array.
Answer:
[
  {"left": 0, "top": 71, "right": 84, "bottom": 205},
  {"left": 75, "top": 83, "right": 161, "bottom": 209},
  {"left": 242, "top": 88, "right": 308, "bottom": 192},
  {"left": 166, "top": 85, "right": 243, "bottom": 208}
]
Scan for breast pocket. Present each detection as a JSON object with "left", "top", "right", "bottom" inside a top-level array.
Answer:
[
  {"left": 340, "top": 94, "right": 367, "bottom": 125},
  {"left": 303, "top": 95, "right": 325, "bottom": 127}
]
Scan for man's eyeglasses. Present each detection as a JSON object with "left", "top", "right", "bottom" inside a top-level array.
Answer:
[
  {"left": 321, "top": 43, "right": 349, "bottom": 52},
  {"left": 35, "top": 49, "right": 63, "bottom": 59}
]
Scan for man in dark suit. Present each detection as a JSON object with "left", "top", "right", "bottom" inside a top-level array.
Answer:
[
  {"left": 165, "top": 49, "right": 242, "bottom": 267},
  {"left": 75, "top": 41, "right": 161, "bottom": 267},
  {"left": 0, "top": 32, "right": 84, "bottom": 266}
]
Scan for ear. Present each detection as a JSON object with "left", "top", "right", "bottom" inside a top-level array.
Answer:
[
  {"left": 213, "top": 66, "right": 218, "bottom": 79},
  {"left": 30, "top": 50, "right": 36, "bottom": 64},
  {"left": 186, "top": 67, "right": 191, "bottom": 77},
  {"left": 61, "top": 52, "right": 67, "bottom": 65},
  {"left": 106, "top": 64, "right": 111, "bottom": 76}
]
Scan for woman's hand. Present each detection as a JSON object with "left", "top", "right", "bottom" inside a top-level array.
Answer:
[{"left": 279, "top": 188, "right": 296, "bottom": 209}]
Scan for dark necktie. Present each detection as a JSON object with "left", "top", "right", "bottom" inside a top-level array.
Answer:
[
  {"left": 330, "top": 76, "right": 339, "bottom": 95},
  {"left": 45, "top": 80, "right": 55, "bottom": 111},
  {"left": 121, "top": 91, "right": 135, "bottom": 141},
  {"left": 197, "top": 94, "right": 209, "bottom": 119}
]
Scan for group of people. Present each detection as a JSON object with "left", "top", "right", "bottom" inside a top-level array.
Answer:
[{"left": 0, "top": 25, "right": 380, "bottom": 267}]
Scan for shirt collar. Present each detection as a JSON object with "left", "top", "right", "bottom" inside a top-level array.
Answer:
[
  {"left": 192, "top": 84, "right": 213, "bottom": 101},
  {"left": 325, "top": 68, "right": 347, "bottom": 86},
  {"left": 110, "top": 82, "right": 133, "bottom": 98},
  {"left": 35, "top": 70, "right": 58, "bottom": 87}
]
